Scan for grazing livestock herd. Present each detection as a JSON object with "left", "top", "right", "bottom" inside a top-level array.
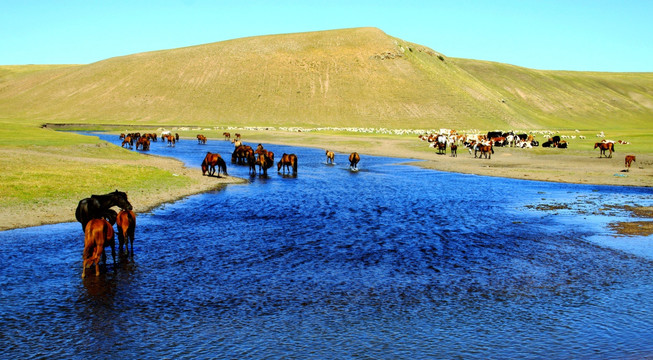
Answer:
[
  {"left": 79, "top": 132, "right": 362, "bottom": 278},
  {"left": 78, "top": 128, "right": 638, "bottom": 278},
  {"left": 419, "top": 129, "right": 637, "bottom": 171}
]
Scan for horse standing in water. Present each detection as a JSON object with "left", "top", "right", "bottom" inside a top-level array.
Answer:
[
  {"left": 75, "top": 190, "right": 132, "bottom": 232},
  {"left": 326, "top": 150, "right": 335, "bottom": 164},
  {"left": 82, "top": 218, "right": 116, "bottom": 278},
  {"left": 595, "top": 142, "right": 615, "bottom": 158},
  {"left": 201, "top": 152, "right": 228, "bottom": 177},
  {"left": 349, "top": 152, "right": 360, "bottom": 170},
  {"left": 247, "top": 153, "right": 257, "bottom": 175},
  {"left": 116, "top": 209, "right": 136, "bottom": 258},
  {"left": 277, "top": 153, "right": 298, "bottom": 174}
]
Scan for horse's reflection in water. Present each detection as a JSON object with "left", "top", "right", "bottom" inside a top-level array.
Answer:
[
  {"left": 82, "top": 273, "right": 116, "bottom": 300},
  {"left": 82, "top": 256, "right": 135, "bottom": 299}
]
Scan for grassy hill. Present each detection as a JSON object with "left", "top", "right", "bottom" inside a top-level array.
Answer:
[{"left": 0, "top": 27, "right": 651, "bottom": 131}]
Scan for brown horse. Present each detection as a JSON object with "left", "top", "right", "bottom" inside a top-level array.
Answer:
[
  {"left": 595, "top": 142, "right": 615, "bottom": 158},
  {"left": 201, "top": 152, "right": 228, "bottom": 177},
  {"left": 162, "top": 134, "right": 176, "bottom": 147},
  {"left": 326, "top": 150, "right": 335, "bottom": 164},
  {"left": 116, "top": 210, "right": 136, "bottom": 258},
  {"left": 82, "top": 219, "right": 115, "bottom": 278},
  {"left": 277, "top": 153, "right": 298, "bottom": 174},
  {"left": 349, "top": 152, "right": 360, "bottom": 170},
  {"left": 476, "top": 144, "right": 494, "bottom": 159},
  {"left": 436, "top": 141, "right": 447, "bottom": 155},
  {"left": 625, "top": 155, "right": 636, "bottom": 171},
  {"left": 121, "top": 135, "right": 133, "bottom": 148},
  {"left": 232, "top": 144, "right": 254, "bottom": 165},
  {"left": 450, "top": 143, "right": 458, "bottom": 157},
  {"left": 247, "top": 152, "right": 257, "bottom": 175},
  {"left": 255, "top": 150, "right": 275, "bottom": 176},
  {"left": 197, "top": 134, "right": 207, "bottom": 144},
  {"left": 136, "top": 137, "right": 150, "bottom": 151}
]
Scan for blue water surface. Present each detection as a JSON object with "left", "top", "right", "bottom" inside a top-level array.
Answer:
[{"left": 0, "top": 132, "right": 652, "bottom": 359}]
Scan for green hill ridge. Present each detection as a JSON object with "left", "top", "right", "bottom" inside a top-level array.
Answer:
[{"left": 1, "top": 27, "right": 651, "bottom": 131}]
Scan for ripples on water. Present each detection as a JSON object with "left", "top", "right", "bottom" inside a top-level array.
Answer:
[{"left": 1, "top": 133, "right": 652, "bottom": 359}]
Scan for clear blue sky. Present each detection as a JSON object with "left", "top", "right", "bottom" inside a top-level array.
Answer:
[{"left": 2, "top": 0, "right": 651, "bottom": 72}]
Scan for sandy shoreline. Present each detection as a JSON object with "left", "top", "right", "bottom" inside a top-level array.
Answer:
[
  {"left": 242, "top": 131, "right": 653, "bottom": 187},
  {"left": 1, "top": 131, "right": 651, "bottom": 232}
]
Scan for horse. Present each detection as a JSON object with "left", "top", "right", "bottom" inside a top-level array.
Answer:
[
  {"left": 136, "top": 137, "right": 150, "bottom": 151},
  {"left": 247, "top": 152, "right": 257, "bottom": 175},
  {"left": 223, "top": 132, "right": 231, "bottom": 140},
  {"left": 201, "top": 152, "right": 228, "bottom": 177},
  {"left": 255, "top": 150, "right": 275, "bottom": 176},
  {"left": 116, "top": 209, "right": 136, "bottom": 258},
  {"left": 75, "top": 190, "right": 132, "bottom": 232},
  {"left": 163, "top": 134, "right": 175, "bottom": 147},
  {"left": 595, "top": 142, "right": 615, "bottom": 158},
  {"left": 256, "top": 152, "right": 270, "bottom": 176},
  {"left": 232, "top": 144, "right": 253, "bottom": 165},
  {"left": 197, "top": 134, "right": 207, "bottom": 144},
  {"left": 625, "top": 155, "right": 636, "bottom": 171},
  {"left": 450, "top": 143, "right": 458, "bottom": 157},
  {"left": 277, "top": 153, "right": 298, "bottom": 174},
  {"left": 326, "top": 150, "right": 335, "bottom": 164},
  {"left": 436, "top": 141, "right": 447, "bottom": 155},
  {"left": 101, "top": 208, "right": 118, "bottom": 226},
  {"left": 121, "top": 135, "right": 133, "bottom": 148},
  {"left": 349, "top": 152, "right": 360, "bottom": 170},
  {"left": 82, "top": 219, "right": 115, "bottom": 278},
  {"left": 476, "top": 144, "right": 494, "bottom": 159}
]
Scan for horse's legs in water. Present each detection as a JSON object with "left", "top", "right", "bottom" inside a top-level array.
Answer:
[{"left": 108, "top": 243, "right": 116, "bottom": 270}]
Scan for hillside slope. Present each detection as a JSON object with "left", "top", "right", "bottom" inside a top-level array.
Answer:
[{"left": 0, "top": 27, "right": 651, "bottom": 130}]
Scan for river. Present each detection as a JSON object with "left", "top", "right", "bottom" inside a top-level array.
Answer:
[{"left": 1, "top": 132, "right": 652, "bottom": 359}]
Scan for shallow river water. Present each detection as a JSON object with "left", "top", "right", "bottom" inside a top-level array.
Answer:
[{"left": 1, "top": 132, "right": 652, "bottom": 359}]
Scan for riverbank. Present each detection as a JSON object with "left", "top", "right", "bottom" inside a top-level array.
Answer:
[
  {"left": 0, "top": 152, "right": 245, "bottom": 231},
  {"left": 240, "top": 130, "right": 653, "bottom": 187},
  {"left": 1, "top": 127, "right": 651, "bottom": 232}
]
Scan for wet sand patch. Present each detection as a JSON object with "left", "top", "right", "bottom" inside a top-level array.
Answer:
[
  {"left": 606, "top": 205, "right": 653, "bottom": 236},
  {"left": 608, "top": 221, "right": 653, "bottom": 237}
]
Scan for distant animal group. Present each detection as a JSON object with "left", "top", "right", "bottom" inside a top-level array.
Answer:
[
  {"left": 75, "top": 190, "right": 136, "bottom": 278},
  {"left": 203, "top": 137, "right": 362, "bottom": 177},
  {"left": 420, "top": 129, "right": 637, "bottom": 171}
]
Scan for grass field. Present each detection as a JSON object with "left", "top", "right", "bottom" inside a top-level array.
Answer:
[{"left": 0, "top": 119, "right": 193, "bottom": 213}]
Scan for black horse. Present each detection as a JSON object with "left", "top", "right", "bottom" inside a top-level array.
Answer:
[{"left": 75, "top": 190, "right": 132, "bottom": 232}]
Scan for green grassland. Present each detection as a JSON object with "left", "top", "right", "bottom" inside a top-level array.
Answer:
[
  {"left": 0, "top": 119, "right": 192, "bottom": 211},
  {"left": 0, "top": 27, "right": 652, "bottom": 214}
]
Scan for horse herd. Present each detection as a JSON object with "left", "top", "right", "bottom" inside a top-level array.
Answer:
[
  {"left": 75, "top": 190, "right": 135, "bottom": 278},
  {"left": 202, "top": 141, "right": 361, "bottom": 178},
  {"left": 75, "top": 139, "right": 361, "bottom": 278}
]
